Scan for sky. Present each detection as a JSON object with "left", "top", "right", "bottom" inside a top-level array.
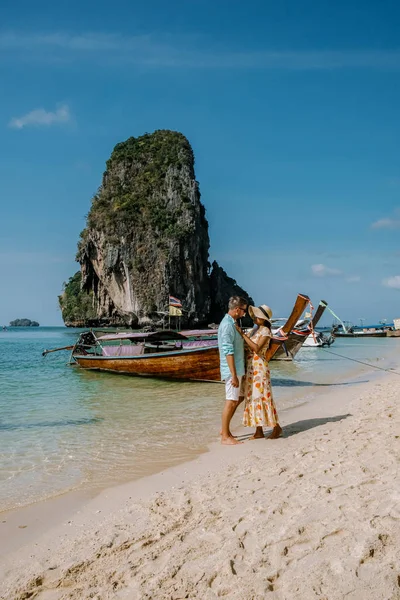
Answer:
[{"left": 1, "top": 0, "right": 400, "bottom": 326}]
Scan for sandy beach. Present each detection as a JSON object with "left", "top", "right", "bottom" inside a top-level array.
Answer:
[{"left": 1, "top": 370, "right": 399, "bottom": 600}]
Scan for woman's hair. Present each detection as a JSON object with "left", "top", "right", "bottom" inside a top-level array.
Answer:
[
  {"left": 259, "top": 318, "right": 272, "bottom": 331},
  {"left": 252, "top": 319, "right": 272, "bottom": 334}
]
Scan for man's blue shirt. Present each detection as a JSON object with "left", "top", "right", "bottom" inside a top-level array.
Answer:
[{"left": 218, "top": 314, "right": 245, "bottom": 381}]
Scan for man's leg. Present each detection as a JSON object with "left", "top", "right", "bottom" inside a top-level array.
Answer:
[
  {"left": 221, "top": 376, "right": 244, "bottom": 445},
  {"left": 219, "top": 396, "right": 244, "bottom": 436},
  {"left": 231, "top": 396, "right": 244, "bottom": 417},
  {"left": 220, "top": 374, "right": 245, "bottom": 435},
  {"left": 221, "top": 400, "right": 243, "bottom": 445}
]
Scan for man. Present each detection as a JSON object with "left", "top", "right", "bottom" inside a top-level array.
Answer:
[{"left": 218, "top": 296, "right": 248, "bottom": 445}]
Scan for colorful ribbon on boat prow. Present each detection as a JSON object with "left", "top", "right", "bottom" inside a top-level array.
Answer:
[
  {"left": 305, "top": 299, "right": 318, "bottom": 344},
  {"left": 292, "top": 329, "right": 310, "bottom": 337},
  {"left": 273, "top": 328, "right": 289, "bottom": 341}
]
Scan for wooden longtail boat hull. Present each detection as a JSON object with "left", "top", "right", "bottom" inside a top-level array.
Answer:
[
  {"left": 273, "top": 299, "right": 328, "bottom": 360},
  {"left": 73, "top": 345, "right": 221, "bottom": 382},
  {"left": 273, "top": 333, "right": 308, "bottom": 360}
]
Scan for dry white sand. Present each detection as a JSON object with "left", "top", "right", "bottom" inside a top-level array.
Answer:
[{"left": 1, "top": 373, "right": 399, "bottom": 600}]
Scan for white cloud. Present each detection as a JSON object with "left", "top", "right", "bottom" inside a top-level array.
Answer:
[
  {"left": 371, "top": 218, "right": 400, "bottom": 229},
  {"left": 311, "top": 264, "right": 342, "bottom": 277},
  {"left": 8, "top": 104, "right": 71, "bottom": 129},
  {"left": 383, "top": 275, "right": 400, "bottom": 289},
  {"left": 346, "top": 275, "right": 361, "bottom": 283},
  {"left": 2, "top": 32, "right": 400, "bottom": 70}
]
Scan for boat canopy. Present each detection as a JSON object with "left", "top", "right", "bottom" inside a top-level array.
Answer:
[
  {"left": 179, "top": 329, "right": 218, "bottom": 337},
  {"left": 96, "top": 330, "right": 189, "bottom": 342}
]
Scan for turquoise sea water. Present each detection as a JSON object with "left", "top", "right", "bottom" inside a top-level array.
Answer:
[{"left": 1, "top": 327, "right": 399, "bottom": 512}]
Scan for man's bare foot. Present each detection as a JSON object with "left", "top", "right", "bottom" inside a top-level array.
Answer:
[
  {"left": 221, "top": 436, "right": 244, "bottom": 445},
  {"left": 267, "top": 425, "right": 283, "bottom": 439}
]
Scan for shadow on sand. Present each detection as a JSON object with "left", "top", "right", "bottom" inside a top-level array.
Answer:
[
  {"left": 271, "top": 378, "right": 369, "bottom": 388},
  {"left": 281, "top": 414, "right": 352, "bottom": 437},
  {"left": 236, "top": 414, "right": 351, "bottom": 441}
]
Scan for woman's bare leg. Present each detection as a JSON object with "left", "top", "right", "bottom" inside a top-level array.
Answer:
[
  {"left": 249, "top": 426, "right": 264, "bottom": 440},
  {"left": 267, "top": 424, "right": 283, "bottom": 439}
]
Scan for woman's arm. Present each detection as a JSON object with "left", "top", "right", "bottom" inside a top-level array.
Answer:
[{"left": 235, "top": 324, "right": 270, "bottom": 353}]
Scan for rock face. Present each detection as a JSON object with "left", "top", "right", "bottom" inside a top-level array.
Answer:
[
  {"left": 209, "top": 261, "right": 254, "bottom": 325},
  {"left": 60, "top": 130, "right": 252, "bottom": 328}
]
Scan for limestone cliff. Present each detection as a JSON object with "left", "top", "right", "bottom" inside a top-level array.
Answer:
[
  {"left": 60, "top": 130, "right": 252, "bottom": 327},
  {"left": 209, "top": 261, "right": 254, "bottom": 325}
]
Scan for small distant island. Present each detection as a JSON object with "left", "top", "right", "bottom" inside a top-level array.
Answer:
[{"left": 10, "top": 319, "right": 40, "bottom": 327}]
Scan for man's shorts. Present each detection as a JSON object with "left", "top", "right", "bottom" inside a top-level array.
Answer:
[{"left": 225, "top": 376, "right": 245, "bottom": 401}]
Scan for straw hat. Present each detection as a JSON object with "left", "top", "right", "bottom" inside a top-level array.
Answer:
[{"left": 248, "top": 304, "right": 273, "bottom": 321}]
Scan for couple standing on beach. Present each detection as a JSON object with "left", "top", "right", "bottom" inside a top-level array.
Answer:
[{"left": 218, "top": 296, "right": 282, "bottom": 445}]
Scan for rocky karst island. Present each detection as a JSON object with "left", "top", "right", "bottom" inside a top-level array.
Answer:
[
  {"left": 59, "top": 130, "right": 252, "bottom": 328},
  {"left": 9, "top": 319, "right": 40, "bottom": 327}
]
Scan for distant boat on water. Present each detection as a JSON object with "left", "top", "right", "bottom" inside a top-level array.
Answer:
[
  {"left": 332, "top": 325, "right": 386, "bottom": 338},
  {"left": 385, "top": 318, "right": 400, "bottom": 337},
  {"left": 303, "top": 330, "right": 335, "bottom": 347},
  {"left": 326, "top": 309, "right": 400, "bottom": 339},
  {"left": 331, "top": 321, "right": 398, "bottom": 338}
]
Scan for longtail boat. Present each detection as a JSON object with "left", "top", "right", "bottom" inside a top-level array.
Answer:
[
  {"left": 332, "top": 326, "right": 387, "bottom": 338},
  {"left": 64, "top": 330, "right": 220, "bottom": 382},
  {"left": 273, "top": 299, "right": 328, "bottom": 360},
  {"left": 43, "top": 293, "right": 309, "bottom": 382},
  {"left": 263, "top": 293, "right": 310, "bottom": 361}
]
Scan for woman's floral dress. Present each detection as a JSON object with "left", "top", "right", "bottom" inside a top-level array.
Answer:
[{"left": 243, "top": 326, "right": 279, "bottom": 428}]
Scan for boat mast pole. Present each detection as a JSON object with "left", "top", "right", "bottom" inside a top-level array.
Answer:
[
  {"left": 325, "top": 307, "right": 348, "bottom": 334},
  {"left": 42, "top": 345, "right": 74, "bottom": 356}
]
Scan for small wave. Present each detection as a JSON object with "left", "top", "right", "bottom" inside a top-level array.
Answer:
[{"left": 0, "top": 417, "right": 102, "bottom": 431}]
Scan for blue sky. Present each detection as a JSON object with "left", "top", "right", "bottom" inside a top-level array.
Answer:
[{"left": 1, "top": 0, "right": 400, "bottom": 326}]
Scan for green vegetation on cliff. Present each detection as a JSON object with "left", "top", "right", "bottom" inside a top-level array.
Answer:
[
  {"left": 59, "top": 272, "right": 96, "bottom": 324},
  {"left": 80, "top": 130, "right": 197, "bottom": 247}
]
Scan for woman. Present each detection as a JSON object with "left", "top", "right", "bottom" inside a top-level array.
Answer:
[{"left": 235, "top": 305, "right": 282, "bottom": 440}]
